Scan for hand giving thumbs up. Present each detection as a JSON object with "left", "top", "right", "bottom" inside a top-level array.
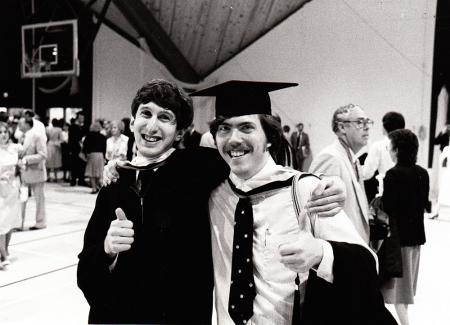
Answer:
[{"left": 104, "top": 208, "right": 134, "bottom": 257}]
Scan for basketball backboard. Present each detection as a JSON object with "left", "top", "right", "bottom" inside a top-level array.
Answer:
[{"left": 21, "top": 19, "right": 78, "bottom": 78}]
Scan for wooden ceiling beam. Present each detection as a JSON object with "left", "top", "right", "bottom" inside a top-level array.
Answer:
[{"left": 112, "top": 0, "right": 200, "bottom": 83}]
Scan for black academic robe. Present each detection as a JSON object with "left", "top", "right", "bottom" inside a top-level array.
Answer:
[
  {"left": 302, "top": 242, "right": 398, "bottom": 325},
  {"left": 77, "top": 148, "right": 228, "bottom": 324}
]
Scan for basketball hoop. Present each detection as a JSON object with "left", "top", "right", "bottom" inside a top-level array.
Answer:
[{"left": 21, "top": 19, "right": 78, "bottom": 79}]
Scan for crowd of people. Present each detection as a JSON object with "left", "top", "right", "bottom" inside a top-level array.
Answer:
[{"left": 0, "top": 108, "right": 143, "bottom": 269}]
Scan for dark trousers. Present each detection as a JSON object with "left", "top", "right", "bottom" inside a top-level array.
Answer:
[{"left": 70, "top": 153, "right": 86, "bottom": 185}]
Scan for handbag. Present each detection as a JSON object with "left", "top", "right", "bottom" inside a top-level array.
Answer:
[
  {"left": 377, "top": 220, "right": 403, "bottom": 284},
  {"left": 78, "top": 151, "right": 87, "bottom": 162},
  {"left": 369, "top": 196, "right": 390, "bottom": 241}
]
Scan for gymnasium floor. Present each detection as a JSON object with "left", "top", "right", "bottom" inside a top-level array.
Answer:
[{"left": 0, "top": 182, "right": 449, "bottom": 325}]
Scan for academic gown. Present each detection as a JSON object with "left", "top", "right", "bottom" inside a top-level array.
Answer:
[
  {"left": 77, "top": 148, "right": 228, "bottom": 324},
  {"left": 302, "top": 242, "right": 397, "bottom": 325}
]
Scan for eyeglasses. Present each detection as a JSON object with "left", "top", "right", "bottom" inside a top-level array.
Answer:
[{"left": 340, "top": 118, "right": 374, "bottom": 129}]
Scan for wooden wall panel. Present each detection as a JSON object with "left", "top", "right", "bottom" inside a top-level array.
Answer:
[
  {"left": 191, "top": 1, "right": 232, "bottom": 75},
  {"left": 183, "top": 1, "right": 211, "bottom": 64},
  {"left": 238, "top": 0, "right": 277, "bottom": 50},
  {"left": 84, "top": 0, "right": 312, "bottom": 78},
  {"left": 265, "top": 0, "right": 305, "bottom": 30},
  {"left": 170, "top": 0, "right": 202, "bottom": 57},
  {"left": 142, "top": 0, "right": 162, "bottom": 20},
  {"left": 212, "top": 1, "right": 256, "bottom": 70},
  {"left": 157, "top": 0, "right": 176, "bottom": 35}
]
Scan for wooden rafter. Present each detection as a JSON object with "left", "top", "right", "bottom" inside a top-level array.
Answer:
[{"left": 112, "top": 0, "right": 200, "bottom": 83}]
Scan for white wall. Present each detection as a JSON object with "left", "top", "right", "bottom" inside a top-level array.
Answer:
[
  {"left": 201, "top": 0, "right": 437, "bottom": 166},
  {"left": 92, "top": 0, "right": 437, "bottom": 165},
  {"left": 92, "top": 24, "right": 214, "bottom": 131},
  {"left": 92, "top": 24, "right": 174, "bottom": 121}
]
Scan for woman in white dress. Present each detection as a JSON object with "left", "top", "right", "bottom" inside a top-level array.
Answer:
[
  {"left": 0, "top": 122, "right": 21, "bottom": 269},
  {"left": 105, "top": 120, "right": 128, "bottom": 162}
]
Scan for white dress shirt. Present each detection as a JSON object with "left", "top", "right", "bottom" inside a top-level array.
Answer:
[
  {"left": 362, "top": 137, "right": 394, "bottom": 195},
  {"left": 209, "top": 158, "right": 371, "bottom": 324}
]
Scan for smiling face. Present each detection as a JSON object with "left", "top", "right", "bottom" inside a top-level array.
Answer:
[
  {"left": 215, "top": 114, "right": 271, "bottom": 180},
  {"left": 131, "top": 101, "right": 183, "bottom": 159}
]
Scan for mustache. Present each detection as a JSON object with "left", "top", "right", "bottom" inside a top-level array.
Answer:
[{"left": 222, "top": 144, "right": 252, "bottom": 152}]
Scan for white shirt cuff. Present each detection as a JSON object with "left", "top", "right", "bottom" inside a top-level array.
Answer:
[{"left": 315, "top": 240, "right": 334, "bottom": 283}]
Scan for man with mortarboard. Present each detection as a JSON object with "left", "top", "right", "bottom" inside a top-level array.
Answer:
[
  {"left": 78, "top": 79, "right": 347, "bottom": 325},
  {"left": 191, "top": 80, "right": 396, "bottom": 325}
]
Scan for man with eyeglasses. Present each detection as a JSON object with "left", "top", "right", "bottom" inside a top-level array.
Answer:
[{"left": 310, "top": 104, "right": 373, "bottom": 243}]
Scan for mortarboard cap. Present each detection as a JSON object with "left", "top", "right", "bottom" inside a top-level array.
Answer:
[{"left": 189, "top": 80, "right": 298, "bottom": 117}]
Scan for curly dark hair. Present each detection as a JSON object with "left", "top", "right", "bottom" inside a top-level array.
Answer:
[
  {"left": 209, "top": 114, "right": 290, "bottom": 165},
  {"left": 131, "top": 79, "right": 193, "bottom": 130},
  {"left": 388, "top": 129, "right": 418, "bottom": 166}
]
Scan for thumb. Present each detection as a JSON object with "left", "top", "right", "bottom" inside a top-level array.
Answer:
[
  {"left": 311, "top": 179, "right": 327, "bottom": 197},
  {"left": 115, "top": 207, "right": 127, "bottom": 221}
]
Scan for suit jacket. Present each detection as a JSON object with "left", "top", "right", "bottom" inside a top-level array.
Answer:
[
  {"left": 20, "top": 131, "right": 47, "bottom": 184},
  {"left": 291, "top": 131, "right": 310, "bottom": 159},
  {"left": 382, "top": 164, "right": 429, "bottom": 246},
  {"left": 309, "top": 139, "right": 370, "bottom": 242},
  {"left": 434, "top": 131, "right": 449, "bottom": 151},
  {"left": 180, "top": 129, "right": 202, "bottom": 149}
]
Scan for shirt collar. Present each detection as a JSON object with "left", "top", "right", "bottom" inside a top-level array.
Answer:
[
  {"left": 350, "top": 149, "right": 359, "bottom": 164},
  {"left": 229, "top": 156, "right": 294, "bottom": 192},
  {"left": 336, "top": 138, "right": 359, "bottom": 164},
  {"left": 132, "top": 148, "right": 176, "bottom": 167}
]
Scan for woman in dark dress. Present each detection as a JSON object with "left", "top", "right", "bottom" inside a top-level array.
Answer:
[
  {"left": 82, "top": 122, "right": 106, "bottom": 193},
  {"left": 381, "top": 129, "right": 429, "bottom": 325}
]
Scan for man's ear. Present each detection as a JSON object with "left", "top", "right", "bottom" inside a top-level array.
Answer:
[
  {"left": 130, "top": 117, "right": 135, "bottom": 132},
  {"left": 175, "top": 129, "right": 185, "bottom": 142},
  {"left": 337, "top": 121, "right": 346, "bottom": 134}
]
